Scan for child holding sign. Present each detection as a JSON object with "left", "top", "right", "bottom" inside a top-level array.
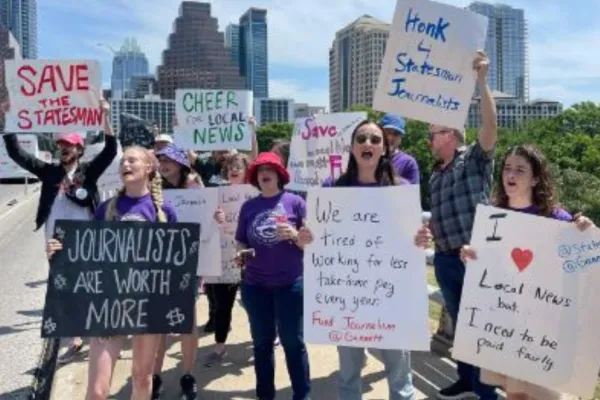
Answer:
[
  {"left": 47, "top": 146, "right": 177, "bottom": 400},
  {"left": 460, "top": 145, "right": 595, "bottom": 400}
]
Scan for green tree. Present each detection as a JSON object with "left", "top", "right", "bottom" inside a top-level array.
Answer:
[{"left": 256, "top": 122, "right": 294, "bottom": 152}]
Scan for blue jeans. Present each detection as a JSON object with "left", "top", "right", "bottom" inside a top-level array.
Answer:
[
  {"left": 241, "top": 278, "right": 310, "bottom": 400},
  {"left": 434, "top": 252, "right": 498, "bottom": 400},
  {"left": 338, "top": 347, "right": 415, "bottom": 400}
]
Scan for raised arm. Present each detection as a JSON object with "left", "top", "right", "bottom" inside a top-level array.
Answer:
[
  {"left": 85, "top": 98, "right": 118, "bottom": 182},
  {"left": 474, "top": 51, "right": 498, "bottom": 152}
]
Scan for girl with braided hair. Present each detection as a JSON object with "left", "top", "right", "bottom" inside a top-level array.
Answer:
[{"left": 46, "top": 145, "right": 177, "bottom": 400}]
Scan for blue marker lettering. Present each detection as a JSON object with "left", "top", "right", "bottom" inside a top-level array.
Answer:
[{"left": 405, "top": 8, "right": 450, "bottom": 42}]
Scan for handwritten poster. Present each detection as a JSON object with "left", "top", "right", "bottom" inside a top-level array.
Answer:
[
  {"left": 4, "top": 60, "right": 103, "bottom": 132},
  {"left": 163, "top": 189, "right": 221, "bottom": 276},
  {"left": 0, "top": 134, "right": 40, "bottom": 179},
  {"left": 81, "top": 140, "right": 123, "bottom": 200},
  {"left": 205, "top": 184, "right": 259, "bottom": 284},
  {"left": 174, "top": 89, "right": 253, "bottom": 151},
  {"left": 304, "top": 186, "right": 429, "bottom": 350},
  {"left": 373, "top": 0, "right": 488, "bottom": 130},
  {"left": 452, "top": 205, "right": 600, "bottom": 398},
  {"left": 41, "top": 220, "right": 200, "bottom": 337},
  {"left": 287, "top": 112, "right": 367, "bottom": 191}
]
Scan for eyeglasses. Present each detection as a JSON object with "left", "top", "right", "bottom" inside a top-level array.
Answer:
[{"left": 355, "top": 134, "right": 383, "bottom": 145}]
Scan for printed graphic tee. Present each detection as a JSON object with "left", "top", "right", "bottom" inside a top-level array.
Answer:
[
  {"left": 94, "top": 193, "right": 177, "bottom": 223},
  {"left": 236, "top": 191, "right": 306, "bottom": 286}
]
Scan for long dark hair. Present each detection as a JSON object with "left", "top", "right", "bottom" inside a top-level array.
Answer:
[
  {"left": 494, "top": 145, "right": 557, "bottom": 217},
  {"left": 161, "top": 165, "right": 192, "bottom": 189},
  {"left": 335, "top": 120, "right": 399, "bottom": 187}
]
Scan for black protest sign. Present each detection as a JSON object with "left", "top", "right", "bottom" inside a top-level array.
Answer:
[
  {"left": 41, "top": 219, "right": 201, "bottom": 338},
  {"left": 119, "top": 113, "right": 156, "bottom": 149}
]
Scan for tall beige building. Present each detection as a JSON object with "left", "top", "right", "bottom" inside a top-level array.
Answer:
[{"left": 329, "top": 15, "right": 390, "bottom": 113}]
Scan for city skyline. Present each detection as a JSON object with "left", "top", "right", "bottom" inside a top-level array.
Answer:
[
  {"left": 0, "top": 0, "right": 37, "bottom": 59},
  {"left": 37, "top": 0, "right": 599, "bottom": 110}
]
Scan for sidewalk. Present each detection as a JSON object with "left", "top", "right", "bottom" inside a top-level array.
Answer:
[{"left": 50, "top": 294, "right": 460, "bottom": 399}]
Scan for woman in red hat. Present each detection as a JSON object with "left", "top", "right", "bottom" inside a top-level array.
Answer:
[{"left": 235, "top": 151, "right": 314, "bottom": 400}]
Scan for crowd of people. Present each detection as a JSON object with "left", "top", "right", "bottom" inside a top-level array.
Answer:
[{"left": 1, "top": 51, "right": 597, "bottom": 400}]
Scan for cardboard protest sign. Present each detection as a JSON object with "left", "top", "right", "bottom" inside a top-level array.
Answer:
[
  {"left": 4, "top": 60, "right": 103, "bottom": 132},
  {"left": 163, "top": 189, "right": 221, "bottom": 276},
  {"left": 373, "top": 0, "right": 487, "bottom": 130},
  {"left": 174, "top": 89, "right": 253, "bottom": 151},
  {"left": 304, "top": 186, "right": 429, "bottom": 350},
  {"left": 452, "top": 205, "right": 600, "bottom": 398},
  {"left": 0, "top": 133, "right": 40, "bottom": 179},
  {"left": 205, "top": 184, "right": 259, "bottom": 284},
  {"left": 287, "top": 112, "right": 366, "bottom": 191},
  {"left": 119, "top": 113, "right": 155, "bottom": 149},
  {"left": 41, "top": 220, "right": 200, "bottom": 337}
]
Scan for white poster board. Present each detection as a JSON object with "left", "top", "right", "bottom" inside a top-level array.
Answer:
[
  {"left": 163, "top": 189, "right": 221, "bottom": 276},
  {"left": 205, "top": 184, "right": 259, "bottom": 284},
  {"left": 304, "top": 186, "right": 429, "bottom": 350},
  {"left": 174, "top": 89, "right": 253, "bottom": 151},
  {"left": 373, "top": 0, "right": 487, "bottom": 130},
  {"left": 452, "top": 205, "right": 600, "bottom": 398},
  {"left": 0, "top": 134, "right": 40, "bottom": 179},
  {"left": 287, "top": 112, "right": 366, "bottom": 191},
  {"left": 4, "top": 60, "right": 103, "bottom": 132},
  {"left": 81, "top": 140, "right": 122, "bottom": 200}
]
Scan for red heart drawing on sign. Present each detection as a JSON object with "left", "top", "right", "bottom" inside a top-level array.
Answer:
[{"left": 511, "top": 248, "right": 533, "bottom": 272}]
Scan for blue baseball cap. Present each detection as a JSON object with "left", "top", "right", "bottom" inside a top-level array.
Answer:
[{"left": 380, "top": 114, "right": 406, "bottom": 135}]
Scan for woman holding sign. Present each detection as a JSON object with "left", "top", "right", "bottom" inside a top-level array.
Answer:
[
  {"left": 235, "top": 152, "right": 314, "bottom": 400},
  {"left": 47, "top": 145, "right": 177, "bottom": 400},
  {"left": 324, "top": 120, "right": 432, "bottom": 400},
  {"left": 152, "top": 143, "right": 202, "bottom": 400},
  {"left": 461, "top": 144, "right": 595, "bottom": 400}
]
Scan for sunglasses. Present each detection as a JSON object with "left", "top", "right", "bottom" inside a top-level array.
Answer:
[{"left": 355, "top": 133, "right": 383, "bottom": 145}]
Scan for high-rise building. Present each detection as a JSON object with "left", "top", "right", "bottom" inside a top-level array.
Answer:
[
  {"left": 225, "top": 23, "right": 241, "bottom": 68},
  {"left": 467, "top": 91, "right": 562, "bottom": 129},
  {"left": 157, "top": 2, "right": 245, "bottom": 100},
  {"left": 110, "top": 38, "right": 150, "bottom": 100},
  {"left": 239, "top": 8, "right": 268, "bottom": 98},
  {"left": 294, "top": 103, "right": 326, "bottom": 118},
  {"left": 468, "top": 2, "right": 529, "bottom": 100},
  {"left": 110, "top": 97, "right": 175, "bottom": 135},
  {"left": 0, "top": 24, "right": 20, "bottom": 127},
  {"left": 0, "top": 0, "right": 37, "bottom": 59},
  {"left": 254, "top": 98, "right": 294, "bottom": 126},
  {"left": 329, "top": 15, "right": 389, "bottom": 113},
  {"left": 130, "top": 75, "right": 158, "bottom": 99}
]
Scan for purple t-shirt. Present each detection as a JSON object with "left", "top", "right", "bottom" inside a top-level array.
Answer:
[
  {"left": 235, "top": 191, "right": 306, "bottom": 286},
  {"left": 508, "top": 205, "right": 573, "bottom": 222},
  {"left": 391, "top": 150, "right": 420, "bottom": 184},
  {"left": 94, "top": 193, "right": 177, "bottom": 222},
  {"left": 321, "top": 176, "right": 408, "bottom": 187}
]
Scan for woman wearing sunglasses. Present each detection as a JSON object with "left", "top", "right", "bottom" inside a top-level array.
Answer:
[{"left": 325, "top": 120, "right": 432, "bottom": 400}]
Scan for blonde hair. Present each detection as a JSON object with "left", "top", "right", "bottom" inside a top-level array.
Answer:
[{"left": 106, "top": 145, "right": 166, "bottom": 222}]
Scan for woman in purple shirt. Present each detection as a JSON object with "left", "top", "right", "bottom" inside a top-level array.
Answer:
[
  {"left": 326, "top": 120, "right": 432, "bottom": 400},
  {"left": 235, "top": 152, "right": 314, "bottom": 400},
  {"left": 46, "top": 146, "right": 177, "bottom": 400},
  {"left": 461, "top": 145, "right": 596, "bottom": 400}
]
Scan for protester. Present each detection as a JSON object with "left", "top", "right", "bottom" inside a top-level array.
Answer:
[
  {"left": 2, "top": 99, "right": 117, "bottom": 364},
  {"left": 235, "top": 152, "right": 314, "bottom": 400},
  {"left": 428, "top": 51, "right": 499, "bottom": 400},
  {"left": 460, "top": 144, "right": 595, "bottom": 400},
  {"left": 270, "top": 139, "right": 290, "bottom": 167},
  {"left": 379, "top": 113, "right": 420, "bottom": 184},
  {"left": 188, "top": 117, "right": 258, "bottom": 332},
  {"left": 152, "top": 143, "right": 202, "bottom": 400},
  {"left": 325, "top": 120, "right": 432, "bottom": 400},
  {"left": 46, "top": 145, "right": 177, "bottom": 400},
  {"left": 154, "top": 134, "right": 173, "bottom": 152},
  {"left": 207, "top": 153, "right": 252, "bottom": 367}
]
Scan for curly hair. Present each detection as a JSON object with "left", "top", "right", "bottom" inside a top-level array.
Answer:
[
  {"left": 334, "top": 120, "right": 400, "bottom": 187},
  {"left": 220, "top": 152, "right": 251, "bottom": 182},
  {"left": 493, "top": 145, "right": 557, "bottom": 217}
]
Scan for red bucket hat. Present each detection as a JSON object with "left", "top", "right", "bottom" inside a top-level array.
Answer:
[
  {"left": 56, "top": 133, "right": 84, "bottom": 147},
  {"left": 247, "top": 152, "right": 290, "bottom": 188}
]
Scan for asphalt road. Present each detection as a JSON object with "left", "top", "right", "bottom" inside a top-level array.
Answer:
[{"left": 0, "top": 192, "right": 47, "bottom": 399}]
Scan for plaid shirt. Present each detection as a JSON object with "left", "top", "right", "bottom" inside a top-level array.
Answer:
[{"left": 429, "top": 142, "right": 495, "bottom": 252}]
